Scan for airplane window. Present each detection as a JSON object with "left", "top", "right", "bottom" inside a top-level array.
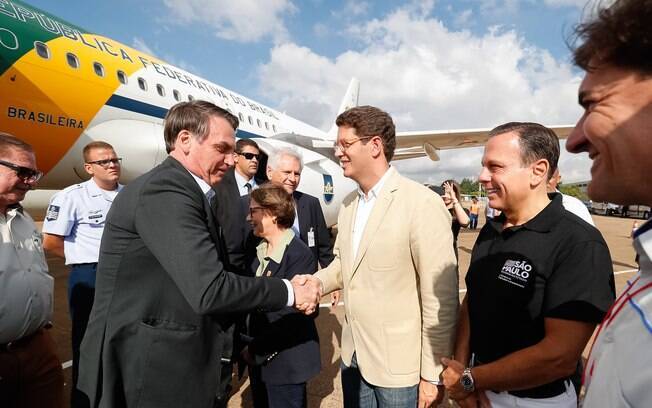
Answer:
[
  {"left": 156, "top": 84, "right": 165, "bottom": 97},
  {"left": 34, "top": 41, "right": 50, "bottom": 59},
  {"left": 256, "top": 119, "right": 262, "bottom": 128},
  {"left": 248, "top": 116, "right": 253, "bottom": 125},
  {"left": 188, "top": 95, "right": 195, "bottom": 101},
  {"left": 238, "top": 112, "right": 244, "bottom": 121},
  {"left": 66, "top": 52, "right": 79, "bottom": 69},
  {"left": 138, "top": 77, "right": 147, "bottom": 91},
  {"left": 265, "top": 122, "right": 269, "bottom": 130},
  {"left": 116, "top": 70, "right": 128, "bottom": 85},
  {"left": 173, "top": 89, "right": 181, "bottom": 101},
  {"left": 93, "top": 62, "right": 105, "bottom": 77}
]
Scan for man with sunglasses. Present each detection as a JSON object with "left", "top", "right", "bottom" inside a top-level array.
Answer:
[
  {"left": 234, "top": 139, "right": 262, "bottom": 195},
  {"left": 42, "top": 141, "right": 122, "bottom": 407},
  {"left": 0, "top": 132, "right": 64, "bottom": 408}
]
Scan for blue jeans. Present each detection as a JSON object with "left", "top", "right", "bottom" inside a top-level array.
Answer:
[{"left": 341, "top": 353, "right": 418, "bottom": 408}]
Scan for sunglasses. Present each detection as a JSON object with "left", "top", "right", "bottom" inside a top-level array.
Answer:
[
  {"left": 0, "top": 159, "right": 43, "bottom": 183},
  {"left": 238, "top": 152, "right": 260, "bottom": 161},
  {"left": 86, "top": 158, "right": 122, "bottom": 168}
]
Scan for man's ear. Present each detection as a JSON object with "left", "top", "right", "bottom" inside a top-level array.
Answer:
[
  {"left": 83, "top": 162, "right": 94, "bottom": 177},
  {"left": 370, "top": 136, "right": 384, "bottom": 159},
  {"left": 530, "top": 159, "right": 550, "bottom": 187},
  {"left": 266, "top": 166, "right": 273, "bottom": 180},
  {"left": 177, "top": 130, "right": 193, "bottom": 154}
]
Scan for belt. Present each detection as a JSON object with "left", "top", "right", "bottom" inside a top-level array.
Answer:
[
  {"left": 0, "top": 327, "right": 44, "bottom": 352},
  {"left": 70, "top": 262, "right": 98, "bottom": 267}
]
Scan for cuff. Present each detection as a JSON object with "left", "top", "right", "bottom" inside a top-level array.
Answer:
[{"left": 282, "top": 279, "right": 294, "bottom": 307}]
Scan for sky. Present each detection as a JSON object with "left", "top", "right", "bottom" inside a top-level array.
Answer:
[{"left": 26, "top": 0, "right": 599, "bottom": 185}]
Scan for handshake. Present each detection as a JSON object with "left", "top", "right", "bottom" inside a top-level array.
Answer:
[{"left": 290, "top": 274, "right": 324, "bottom": 315}]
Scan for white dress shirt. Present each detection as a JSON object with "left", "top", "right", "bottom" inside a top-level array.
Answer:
[
  {"left": 234, "top": 169, "right": 257, "bottom": 196},
  {"left": 352, "top": 167, "right": 394, "bottom": 259}
]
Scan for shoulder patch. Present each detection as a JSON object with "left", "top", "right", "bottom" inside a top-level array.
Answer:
[{"left": 46, "top": 205, "right": 60, "bottom": 221}]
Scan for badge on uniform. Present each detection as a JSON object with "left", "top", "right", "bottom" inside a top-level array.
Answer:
[
  {"left": 266, "top": 270, "right": 272, "bottom": 277},
  {"left": 46, "top": 205, "right": 60, "bottom": 221},
  {"left": 308, "top": 227, "right": 315, "bottom": 247}
]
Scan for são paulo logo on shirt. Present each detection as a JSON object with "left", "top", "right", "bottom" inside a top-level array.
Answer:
[{"left": 498, "top": 259, "right": 532, "bottom": 288}]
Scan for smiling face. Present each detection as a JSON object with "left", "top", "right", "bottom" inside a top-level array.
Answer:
[
  {"left": 267, "top": 154, "right": 301, "bottom": 194},
  {"left": 0, "top": 147, "right": 37, "bottom": 212},
  {"left": 185, "top": 115, "right": 236, "bottom": 186},
  {"left": 334, "top": 126, "right": 374, "bottom": 182},
  {"left": 566, "top": 64, "right": 652, "bottom": 205},
  {"left": 479, "top": 132, "right": 536, "bottom": 213},
  {"left": 247, "top": 198, "right": 277, "bottom": 239}
]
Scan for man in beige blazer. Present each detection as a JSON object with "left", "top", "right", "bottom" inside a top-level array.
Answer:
[{"left": 299, "top": 106, "right": 459, "bottom": 407}]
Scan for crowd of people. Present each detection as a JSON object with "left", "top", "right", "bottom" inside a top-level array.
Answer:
[{"left": 1, "top": 0, "right": 651, "bottom": 407}]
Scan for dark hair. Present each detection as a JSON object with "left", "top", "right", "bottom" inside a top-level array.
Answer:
[
  {"left": 250, "top": 183, "right": 295, "bottom": 229},
  {"left": 236, "top": 138, "right": 259, "bottom": 153},
  {"left": 163, "top": 100, "right": 239, "bottom": 153},
  {"left": 442, "top": 179, "right": 462, "bottom": 201},
  {"left": 488, "top": 122, "right": 559, "bottom": 179},
  {"left": 0, "top": 132, "right": 34, "bottom": 157},
  {"left": 83, "top": 141, "right": 115, "bottom": 162},
  {"left": 570, "top": 0, "right": 652, "bottom": 74},
  {"left": 336, "top": 105, "right": 396, "bottom": 162}
]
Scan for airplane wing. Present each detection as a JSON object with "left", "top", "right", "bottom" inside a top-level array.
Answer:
[{"left": 394, "top": 125, "right": 574, "bottom": 161}]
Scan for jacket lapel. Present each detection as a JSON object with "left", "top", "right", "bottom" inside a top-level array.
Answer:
[{"left": 350, "top": 171, "right": 399, "bottom": 276}]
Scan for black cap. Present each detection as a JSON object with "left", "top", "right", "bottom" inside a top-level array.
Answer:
[{"left": 428, "top": 185, "right": 445, "bottom": 196}]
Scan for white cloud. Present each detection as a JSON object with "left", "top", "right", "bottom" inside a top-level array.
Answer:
[
  {"left": 162, "top": 0, "right": 296, "bottom": 43},
  {"left": 132, "top": 37, "right": 155, "bottom": 56},
  {"left": 256, "top": 3, "right": 590, "bottom": 183},
  {"left": 543, "top": 0, "right": 592, "bottom": 9},
  {"left": 453, "top": 9, "right": 474, "bottom": 27}
]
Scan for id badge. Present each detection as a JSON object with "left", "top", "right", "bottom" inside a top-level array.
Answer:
[{"left": 308, "top": 228, "right": 315, "bottom": 247}]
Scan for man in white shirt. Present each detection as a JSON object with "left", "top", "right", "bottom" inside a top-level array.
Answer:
[
  {"left": 233, "top": 139, "right": 260, "bottom": 195},
  {"left": 547, "top": 169, "right": 594, "bottom": 226},
  {"left": 42, "top": 141, "right": 123, "bottom": 407},
  {"left": 0, "top": 133, "right": 63, "bottom": 408},
  {"left": 566, "top": 1, "right": 652, "bottom": 405},
  {"left": 297, "top": 106, "right": 458, "bottom": 408}
]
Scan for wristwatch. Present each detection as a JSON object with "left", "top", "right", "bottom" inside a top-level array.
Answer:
[{"left": 460, "top": 367, "right": 475, "bottom": 392}]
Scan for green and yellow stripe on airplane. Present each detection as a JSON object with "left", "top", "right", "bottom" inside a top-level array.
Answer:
[{"left": 0, "top": 0, "right": 166, "bottom": 172}]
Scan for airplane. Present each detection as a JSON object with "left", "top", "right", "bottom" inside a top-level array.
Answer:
[{"left": 0, "top": 0, "right": 573, "bottom": 225}]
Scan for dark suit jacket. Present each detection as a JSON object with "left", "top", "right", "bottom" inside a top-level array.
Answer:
[
  {"left": 212, "top": 168, "right": 256, "bottom": 276},
  {"left": 248, "top": 236, "right": 321, "bottom": 385},
  {"left": 294, "top": 191, "right": 334, "bottom": 268},
  {"left": 78, "top": 157, "right": 288, "bottom": 408}
]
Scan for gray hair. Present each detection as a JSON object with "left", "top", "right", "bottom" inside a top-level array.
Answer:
[{"left": 267, "top": 146, "right": 303, "bottom": 171}]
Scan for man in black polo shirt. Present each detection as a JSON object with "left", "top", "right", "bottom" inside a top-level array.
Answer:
[{"left": 442, "top": 122, "right": 615, "bottom": 407}]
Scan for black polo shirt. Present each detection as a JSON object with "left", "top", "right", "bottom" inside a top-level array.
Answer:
[{"left": 466, "top": 194, "right": 615, "bottom": 396}]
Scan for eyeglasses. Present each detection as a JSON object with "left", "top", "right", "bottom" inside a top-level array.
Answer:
[
  {"left": 86, "top": 158, "right": 122, "bottom": 168},
  {"left": 333, "top": 136, "right": 373, "bottom": 154},
  {"left": 0, "top": 159, "right": 43, "bottom": 183},
  {"left": 238, "top": 152, "right": 260, "bottom": 161},
  {"left": 249, "top": 206, "right": 265, "bottom": 216}
]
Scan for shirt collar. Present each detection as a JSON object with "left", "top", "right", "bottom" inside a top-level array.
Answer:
[
  {"left": 233, "top": 169, "right": 254, "bottom": 189},
  {"left": 187, "top": 170, "right": 212, "bottom": 196},
  {"left": 256, "top": 229, "right": 295, "bottom": 264},
  {"left": 490, "top": 193, "right": 563, "bottom": 234},
  {"left": 87, "top": 178, "right": 123, "bottom": 197},
  {"left": 357, "top": 166, "right": 394, "bottom": 201}
]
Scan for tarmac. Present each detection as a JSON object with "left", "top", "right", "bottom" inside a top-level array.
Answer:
[{"left": 43, "top": 213, "right": 640, "bottom": 407}]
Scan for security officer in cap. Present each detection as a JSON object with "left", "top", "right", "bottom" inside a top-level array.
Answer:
[{"left": 42, "top": 141, "right": 122, "bottom": 407}]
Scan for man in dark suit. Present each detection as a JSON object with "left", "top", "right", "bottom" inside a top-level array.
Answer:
[
  {"left": 77, "top": 101, "right": 320, "bottom": 408},
  {"left": 266, "top": 147, "right": 334, "bottom": 269}
]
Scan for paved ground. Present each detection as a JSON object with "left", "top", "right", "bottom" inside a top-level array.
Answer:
[{"left": 44, "top": 213, "right": 639, "bottom": 407}]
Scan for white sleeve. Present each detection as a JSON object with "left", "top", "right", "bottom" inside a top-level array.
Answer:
[{"left": 42, "top": 192, "right": 76, "bottom": 236}]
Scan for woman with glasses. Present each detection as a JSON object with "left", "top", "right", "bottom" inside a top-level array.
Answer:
[{"left": 242, "top": 183, "right": 320, "bottom": 408}]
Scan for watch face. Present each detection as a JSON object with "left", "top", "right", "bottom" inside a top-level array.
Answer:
[{"left": 461, "top": 376, "right": 472, "bottom": 387}]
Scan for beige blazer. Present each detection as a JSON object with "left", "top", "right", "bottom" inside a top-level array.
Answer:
[{"left": 315, "top": 169, "right": 459, "bottom": 387}]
